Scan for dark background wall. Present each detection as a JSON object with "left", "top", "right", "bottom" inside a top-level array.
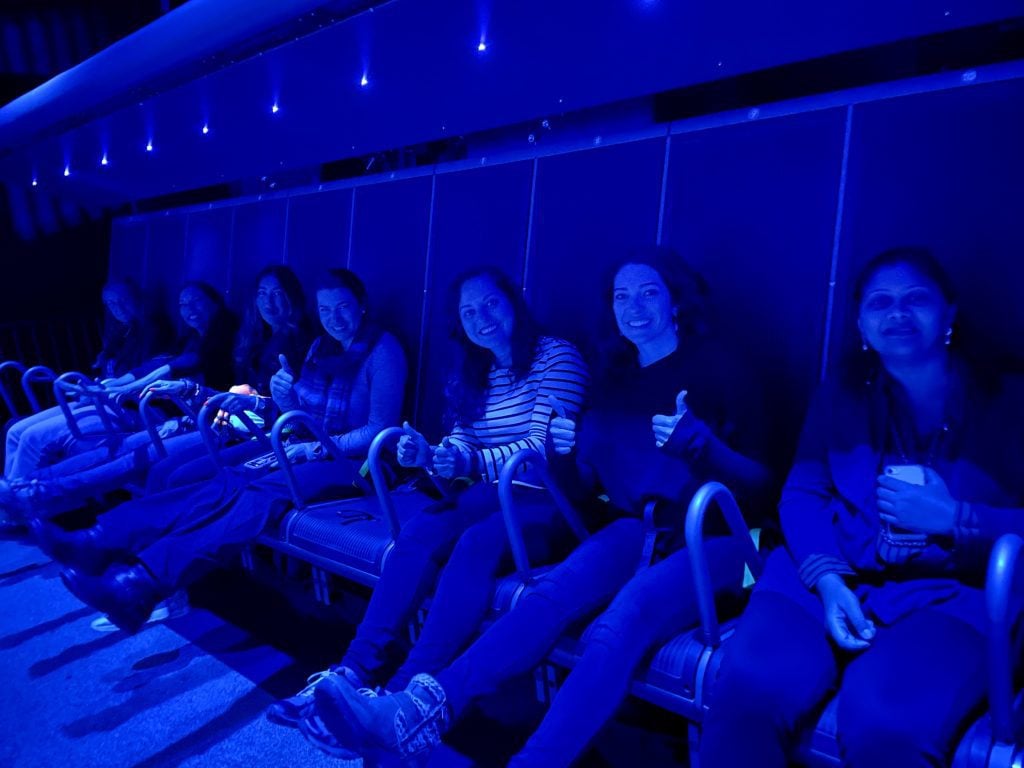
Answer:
[{"left": 103, "top": 73, "right": 1024, "bottom": 461}]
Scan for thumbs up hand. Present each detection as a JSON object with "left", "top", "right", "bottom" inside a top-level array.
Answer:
[
  {"left": 547, "top": 394, "right": 577, "bottom": 456},
  {"left": 431, "top": 435, "right": 464, "bottom": 479},
  {"left": 270, "top": 355, "right": 298, "bottom": 409},
  {"left": 397, "top": 421, "right": 431, "bottom": 468},
  {"left": 652, "top": 389, "right": 688, "bottom": 448}
]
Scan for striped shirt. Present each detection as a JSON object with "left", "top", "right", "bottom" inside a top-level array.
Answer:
[{"left": 447, "top": 336, "right": 589, "bottom": 483}]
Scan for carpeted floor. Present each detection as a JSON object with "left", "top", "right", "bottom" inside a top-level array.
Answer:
[{"left": 0, "top": 535, "right": 686, "bottom": 767}]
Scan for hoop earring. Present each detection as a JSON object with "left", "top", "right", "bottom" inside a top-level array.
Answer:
[{"left": 861, "top": 338, "right": 869, "bottom": 352}]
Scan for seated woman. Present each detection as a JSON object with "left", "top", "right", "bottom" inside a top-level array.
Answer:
[
  {"left": 51, "top": 268, "right": 406, "bottom": 633},
  {"left": 2, "top": 279, "right": 170, "bottom": 481},
  {"left": 299, "top": 248, "right": 774, "bottom": 766},
  {"left": 2, "top": 281, "right": 237, "bottom": 485},
  {"left": 268, "top": 267, "right": 589, "bottom": 727},
  {"left": 699, "top": 247, "right": 1024, "bottom": 768},
  {"left": 10, "top": 265, "right": 312, "bottom": 517}
]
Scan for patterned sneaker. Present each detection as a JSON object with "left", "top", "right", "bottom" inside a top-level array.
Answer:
[
  {"left": 89, "top": 590, "right": 190, "bottom": 632},
  {"left": 298, "top": 708, "right": 365, "bottom": 765},
  {"left": 267, "top": 665, "right": 375, "bottom": 727},
  {"left": 313, "top": 673, "right": 449, "bottom": 763}
]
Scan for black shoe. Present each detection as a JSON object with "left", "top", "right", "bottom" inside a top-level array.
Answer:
[
  {"left": 29, "top": 519, "right": 114, "bottom": 575},
  {"left": 60, "top": 564, "right": 162, "bottom": 635}
]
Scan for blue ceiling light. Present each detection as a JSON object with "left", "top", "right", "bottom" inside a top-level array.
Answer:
[
  {"left": 63, "top": 166, "right": 70, "bottom": 176},
  {"left": 360, "top": 74, "right": 369, "bottom": 87},
  {"left": 271, "top": 103, "right": 280, "bottom": 114},
  {"left": 477, "top": 40, "right": 487, "bottom": 52},
  {"left": 146, "top": 140, "right": 154, "bottom": 152},
  {"left": 202, "top": 124, "right": 210, "bottom": 134},
  {"left": 31, "top": 179, "right": 38, "bottom": 187},
  {"left": 101, "top": 153, "right": 109, "bottom": 166}
]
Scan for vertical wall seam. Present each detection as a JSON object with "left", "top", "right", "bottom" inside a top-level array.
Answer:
[
  {"left": 413, "top": 173, "right": 438, "bottom": 424},
  {"left": 281, "top": 198, "right": 292, "bottom": 265},
  {"left": 819, "top": 104, "right": 854, "bottom": 383},
  {"left": 225, "top": 206, "right": 237, "bottom": 297},
  {"left": 346, "top": 188, "right": 357, "bottom": 268},
  {"left": 656, "top": 128, "right": 672, "bottom": 245},
  {"left": 141, "top": 221, "right": 152, "bottom": 289},
  {"left": 522, "top": 157, "right": 540, "bottom": 295}
]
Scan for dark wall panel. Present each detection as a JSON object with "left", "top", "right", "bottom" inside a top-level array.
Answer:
[
  {"left": 285, "top": 189, "right": 352, "bottom": 302},
  {"left": 145, "top": 213, "right": 187, "bottom": 324},
  {"left": 662, "top": 108, "right": 846, "bottom": 460},
  {"left": 526, "top": 139, "right": 665, "bottom": 353},
  {"left": 230, "top": 199, "right": 288, "bottom": 307},
  {"left": 417, "top": 161, "right": 534, "bottom": 436},
  {"left": 833, "top": 79, "right": 1024, "bottom": 371},
  {"left": 183, "top": 206, "right": 233, "bottom": 299},
  {"left": 107, "top": 218, "right": 147, "bottom": 288},
  {"left": 349, "top": 177, "right": 433, "bottom": 424}
]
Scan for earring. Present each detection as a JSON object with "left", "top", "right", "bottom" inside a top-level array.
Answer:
[
  {"left": 861, "top": 339, "right": 868, "bottom": 352},
  {"left": 944, "top": 327, "right": 952, "bottom": 346}
]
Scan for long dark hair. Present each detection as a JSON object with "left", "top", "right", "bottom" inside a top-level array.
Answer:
[
  {"left": 234, "top": 265, "right": 309, "bottom": 373},
  {"left": 443, "top": 267, "right": 540, "bottom": 427},
  {"left": 599, "top": 246, "right": 711, "bottom": 376},
  {"left": 842, "top": 246, "right": 958, "bottom": 388}
]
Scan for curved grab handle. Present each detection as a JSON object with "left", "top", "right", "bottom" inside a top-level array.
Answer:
[
  {"left": 53, "top": 371, "right": 119, "bottom": 440},
  {"left": 497, "top": 448, "right": 590, "bottom": 582},
  {"left": 0, "top": 361, "right": 27, "bottom": 417},
  {"left": 197, "top": 392, "right": 273, "bottom": 465},
  {"left": 269, "top": 410, "right": 348, "bottom": 510},
  {"left": 366, "top": 426, "right": 406, "bottom": 538},
  {"left": 21, "top": 365, "right": 56, "bottom": 413},
  {"left": 685, "top": 481, "right": 764, "bottom": 648},
  {"left": 139, "top": 390, "right": 173, "bottom": 459},
  {"left": 986, "top": 532, "right": 1024, "bottom": 745}
]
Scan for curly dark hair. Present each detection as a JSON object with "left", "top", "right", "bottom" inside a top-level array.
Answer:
[{"left": 443, "top": 267, "right": 541, "bottom": 427}]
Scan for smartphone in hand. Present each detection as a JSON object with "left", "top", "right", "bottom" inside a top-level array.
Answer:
[{"left": 882, "top": 464, "right": 927, "bottom": 538}]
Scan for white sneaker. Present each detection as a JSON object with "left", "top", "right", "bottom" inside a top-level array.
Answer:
[{"left": 89, "top": 590, "right": 189, "bottom": 632}]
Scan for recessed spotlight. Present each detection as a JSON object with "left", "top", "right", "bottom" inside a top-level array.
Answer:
[
  {"left": 271, "top": 103, "right": 280, "bottom": 114},
  {"left": 202, "top": 124, "right": 209, "bottom": 135},
  {"left": 101, "top": 154, "right": 108, "bottom": 166},
  {"left": 360, "top": 75, "right": 369, "bottom": 87},
  {"left": 146, "top": 141, "right": 154, "bottom": 152},
  {"left": 477, "top": 41, "right": 487, "bottom": 52}
]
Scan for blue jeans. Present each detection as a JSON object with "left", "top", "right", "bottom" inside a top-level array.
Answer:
[
  {"left": 146, "top": 439, "right": 269, "bottom": 492},
  {"left": 342, "top": 483, "right": 568, "bottom": 688},
  {"left": 98, "top": 458, "right": 362, "bottom": 588},
  {"left": 6, "top": 405, "right": 128, "bottom": 478},
  {"left": 699, "top": 549, "right": 990, "bottom": 768},
  {"left": 30, "top": 430, "right": 205, "bottom": 515},
  {"left": 434, "top": 521, "right": 749, "bottom": 768}
]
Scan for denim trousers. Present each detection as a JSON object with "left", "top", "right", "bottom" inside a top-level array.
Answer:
[
  {"left": 699, "top": 549, "right": 990, "bottom": 768},
  {"left": 6, "top": 405, "right": 129, "bottom": 478},
  {"left": 434, "top": 521, "right": 750, "bottom": 768},
  {"left": 341, "top": 483, "right": 572, "bottom": 688},
  {"left": 97, "top": 458, "right": 361, "bottom": 588}
]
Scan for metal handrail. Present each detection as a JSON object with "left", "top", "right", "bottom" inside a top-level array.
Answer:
[
  {"left": 53, "top": 371, "right": 119, "bottom": 440},
  {"left": 497, "top": 448, "right": 590, "bottom": 582},
  {"left": 195, "top": 392, "right": 273, "bottom": 464},
  {"left": 20, "top": 365, "right": 56, "bottom": 413},
  {"left": 986, "top": 532, "right": 1024, "bottom": 745},
  {"left": 0, "top": 361, "right": 27, "bottom": 417},
  {"left": 684, "top": 481, "right": 765, "bottom": 647},
  {"left": 269, "top": 410, "right": 349, "bottom": 511}
]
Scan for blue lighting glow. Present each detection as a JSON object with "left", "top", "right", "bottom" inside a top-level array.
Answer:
[
  {"left": 271, "top": 103, "right": 280, "bottom": 114},
  {"left": 202, "top": 124, "right": 210, "bottom": 135},
  {"left": 146, "top": 141, "right": 154, "bottom": 152},
  {"left": 360, "top": 74, "right": 369, "bottom": 87},
  {"left": 101, "top": 154, "right": 109, "bottom": 166},
  {"left": 478, "top": 41, "right": 487, "bottom": 52},
  {"left": 31, "top": 179, "right": 37, "bottom": 187},
  {"left": 63, "top": 166, "right": 70, "bottom": 177}
]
